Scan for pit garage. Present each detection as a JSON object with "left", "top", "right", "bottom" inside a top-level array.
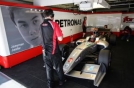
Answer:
[{"left": 0, "top": 0, "right": 134, "bottom": 88}]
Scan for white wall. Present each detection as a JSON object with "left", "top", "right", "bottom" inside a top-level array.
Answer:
[
  {"left": 54, "top": 11, "right": 85, "bottom": 37},
  {"left": 0, "top": 7, "right": 10, "bottom": 56},
  {"left": 121, "top": 14, "right": 134, "bottom": 30},
  {"left": 86, "top": 13, "right": 122, "bottom": 32},
  {"left": 0, "top": 8, "right": 85, "bottom": 56},
  {"left": 3, "top": 6, "right": 134, "bottom": 56}
]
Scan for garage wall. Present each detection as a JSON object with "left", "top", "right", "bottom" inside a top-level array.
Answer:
[
  {"left": 0, "top": 7, "right": 10, "bottom": 56},
  {"left": 86, "top": 13, "right": 122, "bottom": 32},
  {"left": 54, "top": 11, "right": 84, "bottom": 37},
  {"left": 0, "top": 1, "right": 85, "bottom": 68},
  {"left": 86, "top": 13, "right": 134, "bottom": 33},
  {"left": 1, "top": 0, "right": 133, "bottom": 68}
]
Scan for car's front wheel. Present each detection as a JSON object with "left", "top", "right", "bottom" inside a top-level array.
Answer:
[
  {"left": 59, "top": 44, "right": 70, "bottom": 63},
  {"left": 98, "top": 49, "right": 111, "bottom": 69},
  {"left": 109, "top": 34, "right": 116, "bottom": 45}
]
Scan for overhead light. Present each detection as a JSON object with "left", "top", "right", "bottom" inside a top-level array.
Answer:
[
  {"left": 78, "top": 0, "right": 110, "bottom": 11},
  {"left": 33, "top": 0, "right": 110, "bottom": 10},
  {"left": 74, "top": 0, "right": 90, "bottom": 2},
  {"left": 74, "top": 0, "right": 93, "bottom": 5},
  {"left": 79, "top": 2, "right": 93, "bottom": 11},
  {"left": 34, "top": 0, "right": 74, "bottom": 6},
  {"left": 79, "top": 7, "right": 92, "bottom": 11},
  {"left": 93, "top": 0, "right": 110, "bottom": 9},
  {"left": 33, "top": 0, "right": 94, "bottom": 6}
]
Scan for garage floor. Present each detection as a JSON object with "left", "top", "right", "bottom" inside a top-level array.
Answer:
[{"left": 1, "top": 38, "right": 134, "bottom": 88}]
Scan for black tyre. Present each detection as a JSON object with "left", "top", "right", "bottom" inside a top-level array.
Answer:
[
  {"left": 98, "top": 49, "right": 111, "bottom": 69},
  {"left": 109, "top": 34, "right": 116, "bottom": 45},
  {"left": 69, "top": 41, "right": 76, "bottom": 48},
  {"left": 0, "top": 66, "right": 3, "bottom": 70},
  {"left": 59, "top": 44, "right": 70, "bottom": 62}
]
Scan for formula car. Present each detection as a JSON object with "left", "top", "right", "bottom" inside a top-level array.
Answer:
[
  {"left": 60, "top": 35, "right": 111, "bottom": 87},
  {"left": 76, "top": 27, "right": 116, "bottom": 46}
]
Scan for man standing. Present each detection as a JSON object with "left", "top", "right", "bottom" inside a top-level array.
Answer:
[
  {"left": 82, "top": 16, "right": 87, "bottom": 38},
  {"left": 40, "top": 9, "right": 66, "bottom": 88}
]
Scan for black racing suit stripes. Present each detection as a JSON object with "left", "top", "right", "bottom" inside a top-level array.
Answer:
[{"left": 41, "top": 19, "right": 65, "bottom": 87}]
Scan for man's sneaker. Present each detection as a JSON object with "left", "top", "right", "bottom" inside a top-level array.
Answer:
[
  {"left": 43, "top": 65, "right": 46, "bottom": 68},
  {"left": 59, "top": 80, "right": 67, "bottom": 86},
  {"left": 127, "top": 39, "right": 129, "bottom": 42},
  {"left": 48, "top": 86, "right": 53, "bottom": 88}
]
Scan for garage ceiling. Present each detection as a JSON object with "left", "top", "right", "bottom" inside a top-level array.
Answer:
[{"left": 4, "top": 0, "right": 134, "bottom": 12}]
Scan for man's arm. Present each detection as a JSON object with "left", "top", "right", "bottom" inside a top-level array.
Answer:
[
  {"left": 54, "top": 22, "right": 63, "bottom": 41},
  {"left": 83, "top": 20, "right": 86, "bottom": 27},
  {"left": 58, "top": 36, "right": 63, "bottom": 41}
]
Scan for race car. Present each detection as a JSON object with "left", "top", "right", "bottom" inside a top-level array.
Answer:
[
  {"left": 76, "top": 35, "right": 109, "bottom": 47},
  {"left": 76, "top": 27, "right": 116, "bottom": 46},
  {"left": 60, "top": 35, "right": 111, "bottom": 87}
]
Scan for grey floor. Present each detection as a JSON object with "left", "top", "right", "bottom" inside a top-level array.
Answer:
[{"left": 1, "top": 38, "right": 134, "bottom": 88}]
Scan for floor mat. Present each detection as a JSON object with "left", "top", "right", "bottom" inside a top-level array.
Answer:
[
  {"left": 0, "top": 72, "right": 26, "bottom": 88},
  {"left": 1, "top": 37, "right": 134, "bottom": 88}
]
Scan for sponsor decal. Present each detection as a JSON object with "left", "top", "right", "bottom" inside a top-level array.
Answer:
[
  {"left": 88, "top": 66, "right": 94, "bottom": 71},
  {"left": 55, "top": 19, "right": 82, "bottom": 27},
  {"left": 42, "top": 23, "right": 48, "bottom": 26},
  {"left": 123, "top": 16, "right": 134, "bottom": 23}
]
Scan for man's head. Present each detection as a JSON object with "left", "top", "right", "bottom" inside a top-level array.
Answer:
[
  {"left": 44, "top": 9, "right": 54, "bottom": 19},
  {"left": 84, "top": 16, "right": 87, "bottom": 20},
  {"left": 125, "top": 26, "right": 129, "bottom": 28},
  {"left": 104, "top": 25, "right": 108, "bottom": 29},
  {"left": 8, "top": 7, "right": 44, "bottom": 46}
]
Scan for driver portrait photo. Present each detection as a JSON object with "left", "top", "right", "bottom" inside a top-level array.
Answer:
[
  {"left": 0, "top": 6, "right": 44, "bottom": 54},
  {"left": 8, "top": 7, "right": 44, "bottom": 48}
]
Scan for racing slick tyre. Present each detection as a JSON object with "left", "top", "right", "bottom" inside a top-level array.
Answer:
[
  {"left": 59, "top": 44, "right": 70, "bottom": 63},
  {"left": 0, "top": 66, "right": 4, "bottom": 70},
  {"left": 98, "top": 49, "right": 111, "bottom": 69},
  {"left": 109, "top": 34, "right": 116, "bottom": 45}
]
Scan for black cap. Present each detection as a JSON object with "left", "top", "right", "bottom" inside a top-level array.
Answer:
[
  {"left": 45, "top": 9, "right": 54, "bottom": 17},
  {"left": 84, "top": 16, "right": 87, "bottom": 19}
]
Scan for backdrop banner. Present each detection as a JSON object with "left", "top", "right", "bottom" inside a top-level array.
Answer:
[
  {"left": 1, "top": 6, "right": 44, "bottom": 54},
  {"left": 1, "top": 6, "right": 84, "bottom": 55}
]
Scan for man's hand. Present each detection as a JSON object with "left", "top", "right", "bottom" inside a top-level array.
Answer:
[
  {"left": 58, "top": 36, "right": 63, "bottom": 41},
  {"left": 124, "top": 31, "right": 128, "bottom": 33}
]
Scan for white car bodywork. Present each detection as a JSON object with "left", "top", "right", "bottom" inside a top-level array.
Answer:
[
  {"left": 63, "top": 36, "right": 109, "bottom": 87},
  {"left": 76, "top": 36, "right": 109, "bottom": 48}
]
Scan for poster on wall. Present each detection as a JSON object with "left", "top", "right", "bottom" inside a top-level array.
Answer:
[
  {"left": 1, "top": 6, "right": 84, "bottom": 55},
  {"left": 1, "top": 6, "right": 44, "bottom": 54}
]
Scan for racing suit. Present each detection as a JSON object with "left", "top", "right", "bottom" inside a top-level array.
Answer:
[{"left": 41, "top": 19, "right": 65, "bottom": 87}]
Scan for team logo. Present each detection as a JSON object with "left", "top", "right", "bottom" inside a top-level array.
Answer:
[
  {"left": 42, "top": 23, "right": 48, "bottom": 26},
  {"left": 123, "top": 16, "right": 134, "bottom": 23}
]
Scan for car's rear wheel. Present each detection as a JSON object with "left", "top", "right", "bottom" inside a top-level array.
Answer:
[{"left": 109, "top": 34, "right": 116, "bottom": 45}]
